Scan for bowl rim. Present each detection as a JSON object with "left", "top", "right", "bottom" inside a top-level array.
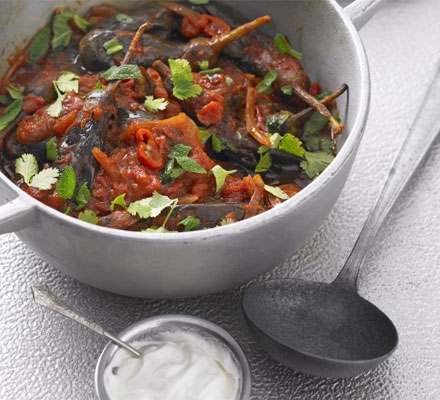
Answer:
[{"left": 0, "top": 0, "right": 370, "bottom": 243}]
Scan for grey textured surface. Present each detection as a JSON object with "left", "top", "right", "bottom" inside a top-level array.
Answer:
[{"left": 1, "top": 1, "right": 440, "bottom": 399}]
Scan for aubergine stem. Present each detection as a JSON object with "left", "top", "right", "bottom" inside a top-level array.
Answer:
[
  {"left": 288, "top": 83, "right": 348, "bottom": 128},
  {"left": 208, "top": 16, "right": 271, "bottom": 66}
]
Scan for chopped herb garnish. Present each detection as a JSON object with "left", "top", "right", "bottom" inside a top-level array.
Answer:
[
  {"left": 199, "top": 127, "right": 213, "bottom": 145},
  {"left": 198, "top": 60, "right": 209, "bottom": 70},
  {"left": 72, "top": 14, "right": 94, "bottom": 32},
  {"left": 210, "top": 165, "right": 236, "bottom": 193},
  {"left": 29, "top": 26, "right": 51, "bottom": 63},
  {"left": 281, "top": 85, "right": 293, "bottom": 95},
  {"left": 128, "top": 191, "right": 177, "bottom": 219},
  {"left": 168, "top": 144, "right": 206, "bottom": 174},
  {"left": 279, "top": 134, "right": 305, "bottom": 157},
  {"left": 101, "top": 65, "right": 142, "bottom": 81},
  {"left": 264, "top": 184, "right": 289, "bottom": 200},
  {"left": 0, "top": 95, "right": 11, "bottom": 106},
  {"left": 78, "top": 210, "right": 99, "bottom": 224},
  {"left": 220, "top": 217, "right": 234, "bottom": 226},
  {"left": 142, "top": 226, "right": 175, "bottom": 234},
  {"left": 225, "top": 76, "right": 234, "bottom": 86},
  {"left": 52, "top": 11, "right": 74, "bottom": 51},
  {"left": 15, "top": 154, "right": 39, "bottom": 185},
  {"left": 0, "top": 98, "right": 22, "bottom": 131},
  {"left": 46, "top": 137, "right": 58, "bottom": 160},
  {"left": 116, "top": 13, "right": 134, "bottom": 24},
  {"left": 178, "top": 216, "right": 201, "bottom": 232},
  {"left": 64, "top": 206, "right": 72, "bottom": 215},
  {"left": 199, "top": 67, "right": 223, "bottom": 75},
  {"left": 266, "top": 112, "right": 290, "bottom": 133},
  {"left": 93, "top": 81, "right": 103, "bottom": 90},
  {"left": 110, "top": 193, "right": 127, "bottom": 211},
  {"left": 256, "top": 70, "right": 278, "bottom": 94},
  {"left": 75, "top": 182, "right": 90, "bottom": 210},
  {"left": 255, "top": 151, "right": 272, "bottom": 173},
  {"left": 56, "top": 166, "right": 76, "bottom": 200},
  {"left": 47, "top": 71, "right": 80, "bottom": 117},
  {"left": 28, "top": 168, "right": 60, "bottom": 190},
  {"left": 168, "top": 58, "right": 202, "bottom": 100},
  {"left": 274, "top": 33, "right": 302, "bottom": 60},
  {"left": 300, "top": 150, "right": 335, "bottom": 178},
  {"left": 304, "top": 111, "right": 329, "bottom": 135},
  {"left": 144, "top": 96, "right": 169, "bottom": 113},
  {"left": 211, "top": 134, "right": 236, "bottom": 153},
  {"left": 103, "top": 38, "right": 124, "bottom": 56},
  {"left": 189, "top": 0, "right": 210, "bottom": 4},
  {"left": 7, "top": 84, "right": 24, "bottom": 100}
]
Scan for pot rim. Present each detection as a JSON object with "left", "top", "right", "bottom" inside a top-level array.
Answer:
[{"left": 0, "top": 0, "right": 370, "bottom": 243}]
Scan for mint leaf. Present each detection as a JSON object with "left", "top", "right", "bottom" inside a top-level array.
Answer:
[
  {"left": 52, "top": 11, "right": 73, "bottom": 51},
  {"left": 101, "top": 65, "right": 142, "bottom": 81},
  {"left": 169, "top": 58, "right": 202, "bottom": 100},
  {"left": 168, "top": 144, "right": 206, "bottom": 174},
  {"left": 274, "top": 33, "right": 302, "bottom": 60},
  {"left": 56, "top": 166, "right": 76, "bottom": 199},
  {"left": 0, "top": 95, "right": 11, "bottom": 105},
  {"left": 178, "top": 216, "right": 200, "bottom": 231},
  {"left": 210, "top": 165, "right": 236, "bottom": 193},
  {"left": 300, "top": 150, "right": 335, "bottom": 178},
  {"left": 15, "top": 153, "right": 39, "bottom": 184},
  {"left": 110, "top": 193, "right": 127, "bottom": 211},
  {"left": 78, "top": 210, "right": 99, "bottom": 224},
  {"left": 255, "top": 152, "right": 272, "bottom": 173},
  {"left": 29, "top": 168, "right": 59, "bottom": 190},
  {"left": 0, "top": 98, "right": 22, "bottom": 131},
  {"left": 199, "top": 127, "right": 213, "bottom": 145},
  {"left": 7, "top": 84, "right": 24, "bottom": 100},
  {"left": 264, "top": 184, "right": 289, "bottom": 200},
  {"left": 46, "top": 137, "right": 58, "bottom": 160},
  {"left": 72, "top": 14, "right": 94, "bottom": 32},
  {"left": 75, "top": 182, "right": 90, "bottom": 210},
  {"left": 256, "top": 70, "right": 278, "bottom": 94},
  {"left": 29, "top": 26, "right": 51, "bottom": 63},
  {"left": 279, "top": 134, "right": 305, "bottom": 157}
]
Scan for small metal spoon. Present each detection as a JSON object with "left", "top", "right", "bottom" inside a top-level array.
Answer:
[
  {"left": 243, "top": 62, "right": 440, "bottom": 378},
  {"left": 32, "top": 285, "right": 141, "bottom": 358}
]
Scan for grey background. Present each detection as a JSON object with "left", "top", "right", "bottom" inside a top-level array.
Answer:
[{"left": 1, "top": 1, "right": 440, "bottom": 399}]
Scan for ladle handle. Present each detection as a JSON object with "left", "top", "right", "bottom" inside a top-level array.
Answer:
[
  {"left": 32, "top": 285, "right": 141, "bottom": 357},
  {"left": 334, "top": 62, "right": 440, "bottom": 290}
]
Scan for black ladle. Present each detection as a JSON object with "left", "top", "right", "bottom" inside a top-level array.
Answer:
[{"left": 243, "top": 63, "right": 440, "bottom": 378}]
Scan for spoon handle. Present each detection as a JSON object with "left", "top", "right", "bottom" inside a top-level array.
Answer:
[
  {"left": 32, "top": 285, "right": 141, "bottom": 357},
  {"left": 334, "top": 63, "right": 440, "bottom": 289}
]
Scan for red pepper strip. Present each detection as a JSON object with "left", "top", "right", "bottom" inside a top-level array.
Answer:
[
  {"left": 245, "top": 87, "right": 271, "bottom": 146},
  {"left": 135, "top": 128, "right": 164, "bottom": 171}
]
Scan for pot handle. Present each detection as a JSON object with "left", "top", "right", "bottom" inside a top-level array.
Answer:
[
  {"left": 0, "top": 197, "right": 36, "bottom": 234},
  {"left": 344, "top": 0, "right": 386, "bottom": 30}
]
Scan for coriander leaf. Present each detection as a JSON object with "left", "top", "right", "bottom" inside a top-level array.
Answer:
[
  {"left": 78, "top": 209, "right": 99, "bottom": 224},
  {"left": 72, "top": 14, "right": 94, "bottom": 32},
  {"left": 0, "top": 98, "right": 22, "bottom": 131},
  {"left": 178, "top": 216, "right": 200, "bottom": 232},
  {"left": 279, "top": 133, "right": 305, "bottom": 157},
  {"left": 7, "top": 84, "right": 24, "bottom": 100},
  {"left": 101, "top": 65, "right": 142, "bottom": 81},
  {"left": 225, "top": 76, "right": 233, "bottom": 86},
  {"left": 220, "top": 217, "right": 234, "bottom": 226},
  {"left": 189, "top": 0, "right": 210, "bottom": 4},
  {"left": 29, "top": 26, "right": 51, "bottom": 63},
  {"left": 265, "top": 112, "right": 290, "bottom": 133},
  {"left": 56, "top": 71, "right": 80, "bottom": 93},
  {"left": 270, "top": 132, "right": 282, "bottom": 148},
  {"left": 274, "top": 33, "right": 302, "bottom": 60},
  {"left": 52, "top": 11, "right": 73, "bottom": 51},
  {"left": 47, "top": 91, "right": 64, "bottom": 118},
  {"left": 199, "top": 127, "right": 213, "bottom": 145},
  {"left": 210, "top": 165, "right": 236, "bottom": 193},
  {"left": 29, "top": 167, "right": 60, "bottom": 190},
  {"left": 15, "top": 153, "right": 39, "bottom": 184},
  {"left": 64, "top": 206, "right": 72, "bottom": 215},
  {"left": 169, "top": 58, "right": 202, "bottom": 100},
  {"left": 281, "top": 85, "right": 293, "bottom": 95},
  {"left": 93, "top": 81, "right": 103, "bottom": 90},
  {"left": 199, "top": 67, "right": 223, "bottom": 75},
  {"left": 300, "top": 150, "right": 335, "bottom": 178},
  {"left": 168, "top": 144, "right": 206, "bottom": 174},
  {"left": 304, "top": 111, "right": 329, "bottom": 135},
  {"left": 103, "top": 38, "right": 124, "bottom": 55},
  {"left": 142, "top": 226, "right": 174, "bottom": 233},
  {"left": 128, "top": 191, "right": 177, "bottom": 219},
  {"left": 144, "top": 96, "right": 169, "bottom": 113},
  {"left": 305, "top": 134, "right": 334, "bottom": 153},
  {"left": 0, "top": 95, "right": 11, "bottom": 105},
  {"left": 46, "top": 137, "right": 58, "bottom": 160},
  {"left": 255, "top": 152, "right": 272, "bottom": 173},
  {"left": 116, "top": 13, "right": 134, "bottom": 23},
  {"left": 56, "top": 166, "right": 76, "bottom": 200},
  {"left": 110, "top": 193, "right": 127, "bottom": 211},
  {"left": 264, "top": 184, "right": 289, "bottom": 200},
  {"left": 256, "top": 70, "right": 278, "bottom": 94},
  {"left": 198, "top": 60, "right": 209, "bottom": 70},
  {"left": 75, "top": 182, "right": 90, "bottom": 210}
]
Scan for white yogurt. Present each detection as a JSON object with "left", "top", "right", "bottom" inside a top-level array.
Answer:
[{"left": 103, "top": 328, "right": 241, "bottom": 400}]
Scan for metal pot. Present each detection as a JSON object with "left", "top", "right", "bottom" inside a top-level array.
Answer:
[{"left": 0, "top": 0, "right": 383, "bottom": 298}]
